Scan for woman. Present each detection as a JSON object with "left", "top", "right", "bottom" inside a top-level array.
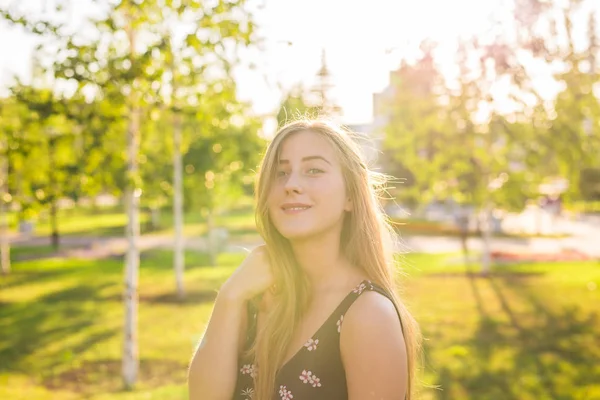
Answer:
[{"left": 188, "top": 120, "right": 421, "bottom": 400}]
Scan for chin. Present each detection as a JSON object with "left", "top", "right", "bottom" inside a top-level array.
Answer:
[
  {"left": 277, "top": 228, "right": 314, "bottom": 241},
  {"left": 274, "top": 224, "right": 318, "bottom": 241}
]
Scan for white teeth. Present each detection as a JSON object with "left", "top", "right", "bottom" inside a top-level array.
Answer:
[{"left": 286, "top": 207, "right": 309, "bottom": 211}]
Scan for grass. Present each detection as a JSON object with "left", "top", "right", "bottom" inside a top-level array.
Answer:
[
  {"left": 1, "top": 250, "right": 599, "bottom": 399},
  {"left": 9, "top": 202, "right": 257, "bottom": 240},
  {"left": 11, "top": 207, "right": 150, "bottom": 238}
]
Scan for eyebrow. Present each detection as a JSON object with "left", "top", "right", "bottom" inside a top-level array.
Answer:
[{"left": 278, "top": 155, "right": 331, "bottom": 165}]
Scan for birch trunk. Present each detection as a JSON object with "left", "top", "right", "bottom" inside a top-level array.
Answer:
[
  {"left": 0, "top": 147, "right": 10, "bottom": 276},
  {"left": 173, "top": 109, "right": 185, "bottom": 299},
  {"left": 207, "top": 210, "right": 216, "bottom": 266},
  {"left": 123, "top": 22, "right": 140, "bottom": 390}
]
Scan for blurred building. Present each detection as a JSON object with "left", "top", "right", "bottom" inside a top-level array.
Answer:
[{"left": 342, "top": 69, "right": 402, "bottom": 170}]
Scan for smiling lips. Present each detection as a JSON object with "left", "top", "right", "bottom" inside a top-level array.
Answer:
[{"left": 281, "top": 203, "right": 312, "bottom": 214}]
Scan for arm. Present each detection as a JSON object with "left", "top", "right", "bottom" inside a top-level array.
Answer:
[
  {"left": 340, "top": 291, "right": 408, "bottom": 400},
  {"left": 188, "top": 289, "right": 247, "bottom": 400},
  {"left": 188, "top": 245, "right": 273, "bottom": 400}
]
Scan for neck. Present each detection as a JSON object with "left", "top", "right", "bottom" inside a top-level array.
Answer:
[{"left": 290, "top": 229, "right": 354, "bottom": 293}]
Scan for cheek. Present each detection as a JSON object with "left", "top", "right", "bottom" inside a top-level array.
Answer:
[{"left": 313, "top": 177, "right": 347, "bottom": 202}]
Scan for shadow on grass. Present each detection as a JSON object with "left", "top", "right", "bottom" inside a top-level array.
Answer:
[
  {"left": 140, "top": 249, "right": 213, "bottom": 271},
  {"left": 40, "top": 282, "right": 114, "bottom": 303},
  {"left": 0, "top": 282, "right": 118, "bottom": 374},
  {"left": 99, "top": 288, "right": 218, "bottom": 304},
  {"left": 42, "top": 358, "right": 188, "bottom": 394},
  {"left": 139, "top": 289, "right": 217, "bottom": 304},
  {"left": 0, "top": 267, "right": 75, "bottom": 290},
  {"left": 434, "top": 269, "right": 600, "bottom": 399}
]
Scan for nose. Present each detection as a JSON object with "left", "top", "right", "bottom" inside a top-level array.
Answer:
[{"left": 283, "top": 170, "right": 303, "bottom": 194}]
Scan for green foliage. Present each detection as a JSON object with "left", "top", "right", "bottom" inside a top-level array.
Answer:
[
  {"left": 382, "top": 0, "right": 600, "bottom": 211},
  {"left": 0, "top": 0, "right": 262, "bottom": 225},
  {"left": 505, "top": 0, "right": 600, "bottom": 203},
  {"left": 382, "top": 43, "right": 526, "bottom": 211}
]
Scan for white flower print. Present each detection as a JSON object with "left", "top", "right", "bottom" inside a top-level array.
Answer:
[
  {"left": 240, "top": 364, "right": 256, "bottom": 378},
  {"left": 299, "top": 369, "right": 313, "bottom": 383},
  {"left": 304, "top": 338, "right": 319, "bottom": 351},
  {"left": 311, "top": 376, "right": 322, "bottom": 388},
  {"left": 279, "top": 385, "right": 294, "bottom": 399},
  {"left": 241, "top": 387, "right": 254, "bottom": 399},
  {"left": 337, "top": 314, "right": 344, "bottom": 333},
  {"left": 240, "top": 364, "right": 252, "bottom": 374},
  {"left": 299, "top": 370, "right": 322, "bottom": 388},
  {"left": 352, "top": 282, "right": 367, "bottom": 295}
]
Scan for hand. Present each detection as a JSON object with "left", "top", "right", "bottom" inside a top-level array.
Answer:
[{"left": 220, "top": 245, "right": 275, "bottom": 304}]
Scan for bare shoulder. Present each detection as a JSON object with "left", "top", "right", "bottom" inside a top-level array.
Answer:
[
  {"left": 340, "top": 290, "right": 408, "bottom": 399},
  {"left": 341, "top": 290, "right": 404, "bottom": 340}
]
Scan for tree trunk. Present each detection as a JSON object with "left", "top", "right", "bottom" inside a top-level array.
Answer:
[
  {"left": 457, "top": 214, "right": 470, "bottom": 267},
  {"left": 480, "top": 204, "right": 492, "bottom": 275},
  {"left": 173, "top": 109, "right": 185, "bottom": 299},
  {"left": 50, "top": 199, "right": 59, "bottom": 250},
  {"left": 123, "top": 22, "right": 140, "bottom": 391},
  {"left": 48, "top": 136, "right": 60, "bottom": 250},
  {"left": 207, "top": 210, "right": 216, "bottom": 266},
  {"left": 0, "top": 149, "right": 10, "bottom": 276},
  {"left": 150, "top": 206, "right": 160, "bottom": 231}
]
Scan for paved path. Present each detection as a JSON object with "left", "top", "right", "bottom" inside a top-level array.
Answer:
[{"left": 7, "top": 224, "right": 600, "bottom": 260}]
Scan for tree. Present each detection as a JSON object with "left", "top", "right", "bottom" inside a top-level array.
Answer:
[
  {"left": 182, "top": 102, "right": 264, "bottom": 265},
  {"left": 382, "top": 40, "right": 528, "bottom": 272},
  {"left": 0, "top": 100, "right": 11, "bottom": 275},
  {"left": 10, "top": 84, "right": 79, "bottom": 250},
  {"left": 155, "top": 2, "right": 257, "bottom": 297},
  {"left": 2, "top": 2, "right": 261, "bottom": 387},
  {"left": 495, "top": 0, "right": 600, "bottom": 203}
]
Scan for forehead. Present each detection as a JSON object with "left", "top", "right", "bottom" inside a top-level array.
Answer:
[{"left": 277, "top": 130, "right": 337, "bottom": 161}]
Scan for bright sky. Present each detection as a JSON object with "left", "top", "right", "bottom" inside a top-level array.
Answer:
[{"left": 0, "top": 0, "right": 506, "bottom": 124}]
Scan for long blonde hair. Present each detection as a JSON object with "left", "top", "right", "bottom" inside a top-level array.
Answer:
[{"left": 251, "top": 119, "right": 421, "bottom": 399}]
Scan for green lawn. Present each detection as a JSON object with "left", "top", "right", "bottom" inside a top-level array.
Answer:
[
  {"left": 10, "top": 207, "right": 150, "bottom": 238},
  {"left": 1, "top": 251, "right": 599, "bottom": 399},
  {"left": 9, "top": 201, "right": 257, "bottom": 240}
]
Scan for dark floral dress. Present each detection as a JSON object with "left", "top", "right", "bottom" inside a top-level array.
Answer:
[{"left": 232, "top": 280, "right": 404, "bottom": 400}]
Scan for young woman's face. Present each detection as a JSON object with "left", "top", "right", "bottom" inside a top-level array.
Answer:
[{"left": 268, "top": 130, "right": 352, "bottom": 241}]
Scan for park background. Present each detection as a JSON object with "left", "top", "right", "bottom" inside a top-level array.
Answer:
[{"left": 0, "top": 0, "right": 599, "bottom": 399}]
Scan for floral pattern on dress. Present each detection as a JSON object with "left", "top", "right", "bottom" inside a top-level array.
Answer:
[
  {"left": 352, "top": 280, "right": 373, "bottom": 295},
  {"left": 240, "top": 363, "right": 257, "bottom": 378},
  {"left": 336, "top": 315, "right": 344, "bottom": 333},
  {"left": 299, "top": 370, "right": 322, "bottom": 388},
  {"left": 241, "top": 387, "right": 254, "bottom": 399},
  {"left": 234, "top": 280, "right": 392, "bottom": 400},
  {"left": 279, "top": 385, "right": 294, "bottom": 399},
  {"left": 352, "top": 282, "right": 367, "bottom": 295},
  {"left": 304, "top": 338, "right": 319, "bottom": 351}
]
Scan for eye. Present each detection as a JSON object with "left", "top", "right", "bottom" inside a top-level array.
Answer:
[
  {"left": 308, "top": 168, "right": 324, "bottom": 174},
  {"left": 275, "top": 170, "right": 288, "bottom": 178}
]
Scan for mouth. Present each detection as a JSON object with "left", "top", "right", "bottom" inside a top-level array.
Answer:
[{"left": 281, "top": 204, "right": 312, "bottom": 214}]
